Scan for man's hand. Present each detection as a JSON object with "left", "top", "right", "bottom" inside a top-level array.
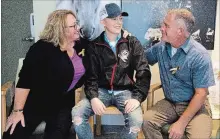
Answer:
[
  {"left": 5, "top": 111, "right": 25, "bottom": 134},
  {"left": 91, "top": 98, "right": 106, "bottom": 115},
  {"left": 168, "top": 120, "right": 186, "bottom": 139},
  {"left": 122, "top": 29, "right": 131, "bottom": 38},
  {"left": 124, "top": 99, "right": 140, "bottom": 113}
]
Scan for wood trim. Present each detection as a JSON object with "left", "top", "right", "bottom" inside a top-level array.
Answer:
[
  {"left": 1, "top": 81, "right": 13, "bottom": 96},
  {"left": 147, "top": 83, "right": 162, "bottom": 109},
  {"left": 96, "top": 115, "right": 101, "bottom": 136},
  {"left": 104, "top": 107, "right": 121, "bottom": 115},
  {"left": 149, "top": 83, "right": 162, "bottom": 93},
  {"left": 1, "top": 90, "right": 7, "bottom": 135},
  {"left": 1, "top": 81, "right": 13, "bottom": 135}
]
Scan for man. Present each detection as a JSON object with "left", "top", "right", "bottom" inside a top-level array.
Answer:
[
  {"left": 143, "top": 9, "right": 215, "bottom": 139},
  {"left": 72, "top": 3, "right": 151, "bottom": 139}
]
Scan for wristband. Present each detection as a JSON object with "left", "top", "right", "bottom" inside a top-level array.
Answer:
[{"left": 12, "top": 109, "right": 23, "bottom": 113}]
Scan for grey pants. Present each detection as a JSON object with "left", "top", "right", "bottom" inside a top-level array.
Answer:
[{"left": 143, "top": 99, "right": 212, "bottom": 139}]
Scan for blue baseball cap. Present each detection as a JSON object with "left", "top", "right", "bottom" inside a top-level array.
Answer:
[{"left": 100, "top": 3, "right": 128, "bottom": 20}]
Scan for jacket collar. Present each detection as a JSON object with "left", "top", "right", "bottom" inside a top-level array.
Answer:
[{"left": 94, "top": 30, "right": 128, "bottom": 46}]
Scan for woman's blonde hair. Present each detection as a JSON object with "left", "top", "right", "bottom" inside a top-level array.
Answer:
[{"left": 39, "top": 9, "right": 76, "bottom": 47}]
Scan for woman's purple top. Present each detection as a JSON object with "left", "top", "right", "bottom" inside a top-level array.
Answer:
[{"left": 68, "top": 49, "right": 85, "bottom": 91}]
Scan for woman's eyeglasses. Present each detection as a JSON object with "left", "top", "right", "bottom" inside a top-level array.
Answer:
[{"left": 66, "top": 21, "right": 80, "bottom": 29}]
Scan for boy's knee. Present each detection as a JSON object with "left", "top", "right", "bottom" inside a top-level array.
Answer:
[
  {"left": 129, "top": 126, "right": 141, "bottom": 134},
  {"left": 72, "top": 116, "right": 83, "bottom": 126}
]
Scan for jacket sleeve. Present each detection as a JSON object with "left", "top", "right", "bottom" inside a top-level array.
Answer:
[
  {"left": 130, "top": 37, "right": 151, "bottom": 103},
  {"left": 84, "top": 44, "right": 99, "bottom": 100},
  {"left": 16, "top": 41, "right": 45, "bottom": 89}
]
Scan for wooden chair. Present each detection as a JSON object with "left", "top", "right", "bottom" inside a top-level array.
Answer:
[
  {"left": 95, "top": 83, "right": 162, "bottom": 139},
  {"left": 1, "top": 58, "right": 94, "bottom": 138}
]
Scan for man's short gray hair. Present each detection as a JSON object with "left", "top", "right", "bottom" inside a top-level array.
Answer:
[{"left": 168, "top": 9, "right": 195, "bottom": 33}]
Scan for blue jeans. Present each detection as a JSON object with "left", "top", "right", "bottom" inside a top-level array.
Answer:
[{"left": 72, "top": 88, "right": 143, "bottom": 139}]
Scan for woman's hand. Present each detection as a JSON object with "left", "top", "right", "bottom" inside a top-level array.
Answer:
[{"left": 5, "top": 111, "right": 25, "bottom": 134}]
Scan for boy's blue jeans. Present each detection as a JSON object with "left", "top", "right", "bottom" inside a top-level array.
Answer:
[{"left": 72, "top": 88, "right": 143, "bottom": 139}]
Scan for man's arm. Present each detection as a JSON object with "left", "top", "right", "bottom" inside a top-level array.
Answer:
[
  {"left": 178, "top": 88, "right": 207, "bottom": 126},
  {"left": 178, "top": 53, "right": 215, "bottom": 124},
  {"left": 145, "top": 41, "right": 160, "bottom": 65}
]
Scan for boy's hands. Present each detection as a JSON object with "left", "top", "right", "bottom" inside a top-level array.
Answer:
[
  {"left": 124, "top": 99, "right": 140, "bottom": 113},
  {"left": 91, "top": 97, "right": 140, "bottom": 115},
  {"left": 91, "top": 98, "right": 106, "bottom": 115}
]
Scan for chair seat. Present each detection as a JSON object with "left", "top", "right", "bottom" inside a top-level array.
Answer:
[
  {"left": 104, "top": 106, "right": 121, "bottom": 115},
  {"left": 32, "top": 121, "right": 75, "bottom": 135},
  {"left": 96, "top": 106, "right": 145, "bottom": 138},
  {"left": 32, "top": 122, "right": 46, "bottom": 135}
]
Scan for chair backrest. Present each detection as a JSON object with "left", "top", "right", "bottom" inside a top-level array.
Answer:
[{"left": 15, "top": 58, "right": 24, "bottom": 85}]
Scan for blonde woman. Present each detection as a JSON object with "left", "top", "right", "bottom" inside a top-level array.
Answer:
[{"left": 3, "top": 9, "right": 88, "bottom": 139}]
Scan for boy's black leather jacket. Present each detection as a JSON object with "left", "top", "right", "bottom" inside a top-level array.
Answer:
[{"left": 85, "top": 31, "right": 151, "bottom": 103}]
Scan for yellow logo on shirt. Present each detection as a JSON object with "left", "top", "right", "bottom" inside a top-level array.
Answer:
[
  {"left": 170, "top": 66, "right": 180, "bottom": 74},
  {"left": 78, "top": 49, "right": 85, "bottom": 56}
]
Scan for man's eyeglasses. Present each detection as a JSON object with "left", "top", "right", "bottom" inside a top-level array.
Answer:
[{"left": 66, "top": 21, "right": 80, "bottom": 29}]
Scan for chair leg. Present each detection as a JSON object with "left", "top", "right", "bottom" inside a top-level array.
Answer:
[
  {"left": 89, "top": 116, "right": 94, "bottom": 133},
  {"left": 137, "top": 130, "right": 145, "bottom": 139},
  {"left": 96, "top": 115, "right": 101, "bottom": 136},
  {"left": 1, "top": 91, "right": 7, "bottom": 135}
]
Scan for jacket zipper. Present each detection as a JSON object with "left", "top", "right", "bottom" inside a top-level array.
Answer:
[
  {"left": 95, "top": 39, "right": 127, "bottom": 91},
  {"left": 110, "top": 64, "right": 117, "bottom": 91},
  {"left": 126, "top": 74, "right": 134, "bottom": 84}
]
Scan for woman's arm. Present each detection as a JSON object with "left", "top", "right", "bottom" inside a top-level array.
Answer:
[
  {"left": 5, "top": 88, "right": 30, "bottom": 134},
  {"left": 13, "top": 88, "right": 30, "bottom": 111}
]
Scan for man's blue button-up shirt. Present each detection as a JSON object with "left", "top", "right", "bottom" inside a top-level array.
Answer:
[{"left": 146, "top": 37, "right": 215, "bottom": 103}]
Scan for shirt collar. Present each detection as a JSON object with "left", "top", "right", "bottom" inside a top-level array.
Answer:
[
  {"left": 165, "top": 36, "right": 191, "bottom": 55},
  {"left": 104, "top": 32, "right": 121, "bottom": 47},
  {"left": 179, "top": 36, "right": 191, "bottom": 54},
  {"left": 165, "top": 43, "right": 172, "bottom": 58}
]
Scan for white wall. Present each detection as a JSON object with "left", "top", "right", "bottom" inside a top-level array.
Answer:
[
  {"left": 33, "top": 1, "right": 56, "bottom": 42},
  {"left": 211, "top": 0, "right": 220, "bottom": 62},
  {"left": 33, "top": 0, "right": 220, "bottom": 125}
]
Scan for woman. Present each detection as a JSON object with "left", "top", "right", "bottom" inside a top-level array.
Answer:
[{"left": 3, "top": 9, "right": 88, "bottom": 139}]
